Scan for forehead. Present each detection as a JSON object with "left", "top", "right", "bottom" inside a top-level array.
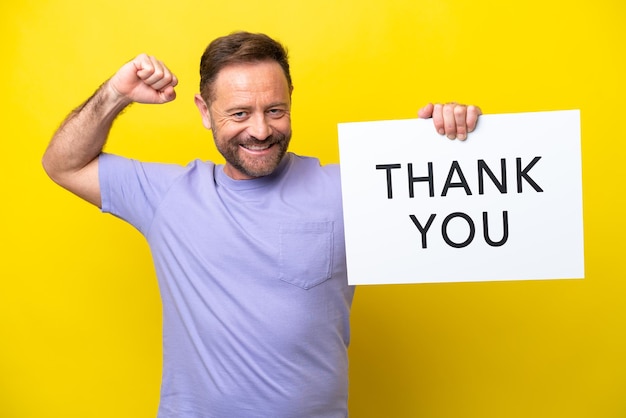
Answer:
[{"left": 212, "top": 61, "right": 290, "bottom": 101}]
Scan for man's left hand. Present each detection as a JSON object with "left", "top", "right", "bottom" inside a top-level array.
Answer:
[{"left": 418, "top": 102, "right": 482, "bottom": 141}]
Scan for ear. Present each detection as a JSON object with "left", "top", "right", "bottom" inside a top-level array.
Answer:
[{"left": 194, "top": 94, "right": 212, "bottom": 130}]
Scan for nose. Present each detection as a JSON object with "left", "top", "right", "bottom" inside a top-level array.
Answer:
[{"left": 247, "top": 113, "right": 272, "bottom": 140}]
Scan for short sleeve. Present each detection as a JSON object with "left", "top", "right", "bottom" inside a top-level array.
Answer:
[{"left": 99, "top": 153, "right": 187, "bottom": 234}]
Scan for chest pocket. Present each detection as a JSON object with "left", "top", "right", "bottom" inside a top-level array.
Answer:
[{"left": 279, "top": 222, "right": 334, "bottom": 289}]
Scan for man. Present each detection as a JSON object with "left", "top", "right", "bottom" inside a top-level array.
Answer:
[{"left": 42, "top": 32, "right": 480, "bottom": 417}]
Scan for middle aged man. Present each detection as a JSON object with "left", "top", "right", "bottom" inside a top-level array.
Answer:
[{"left": 42, "top": 31, "right": 481, "bottom": 417}]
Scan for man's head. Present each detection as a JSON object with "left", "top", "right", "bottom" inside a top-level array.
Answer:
[
  {"left": 195, "top": 32, "right": 294, "bottom": 180},
  {"left": 199, "top": 31, "right": 293, "bottom": 104}
]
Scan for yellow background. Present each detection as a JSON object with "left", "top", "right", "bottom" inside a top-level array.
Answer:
[{"left": 1, "top": 0, "right": 624, "bottom": 417}]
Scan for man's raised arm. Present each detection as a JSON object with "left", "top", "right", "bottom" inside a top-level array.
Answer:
[{"left": 42, "top": 54, "right": 178, "bottom": 207}]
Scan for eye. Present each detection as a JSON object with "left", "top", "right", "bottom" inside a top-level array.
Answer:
[
  {"left": 231, "top": 111, "right": 248, "bottom": 120},
  {"left": 267, "top": 108, "right": 286, "bottom": 118}
]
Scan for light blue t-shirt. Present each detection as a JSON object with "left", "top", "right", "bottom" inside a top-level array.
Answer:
[{"left": 99, "top": 152, "right": 355, "bottom": 418}]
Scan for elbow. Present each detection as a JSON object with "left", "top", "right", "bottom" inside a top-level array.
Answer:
[
  {"left": 41, "top": 151, "right": 62, "bottom": 185},
  {"left": 40, "top": 150, "right": 102, "bottom": 208},
  {"left": 41, "top": 148, "right": 76, "bottom": 189},
  {"left": 41, "top": 152, "right": 55, "bottom": 181}
]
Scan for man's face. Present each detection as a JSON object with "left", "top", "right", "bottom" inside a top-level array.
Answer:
[{"left": 195, "top": 61, "right": 292, "bottom": 180}]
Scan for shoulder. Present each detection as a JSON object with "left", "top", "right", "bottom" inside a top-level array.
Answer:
[
  {"left": 281, "top": 154, "right": 342, "bottom": 201},
  {"left": 287, "top": 153, "right": 340, "bottom": 178},
  {"left": 100, "top": 153, "right": 216, "bottom": 180},
  {"left": 99, "top": 155, "right": 219, "bottom": 224}
]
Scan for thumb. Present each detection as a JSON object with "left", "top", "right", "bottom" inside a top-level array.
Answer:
[{"left": 159, "top": 85, "right": 177, "bottom": 103}]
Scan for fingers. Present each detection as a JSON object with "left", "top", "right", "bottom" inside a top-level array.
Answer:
[
  {"left": 465, "top": 105, "right": 482, "bottom": 133},
  {"left": 425, "top": 102, "right": 481, "bottom": 141},
  {"left": 135, "top": 55, "right": 178, "bottom": 89},
  {"left": 132, "top": 54, "right": 178, "bottom": 103},
  {"left": 453, "top": 105, "right": 467, "bottom": 140},
  {"left": 432, "top": 103, "right": 445, "bottom": 135},
  {"left": 417, "top": 103, "right": 434, "bottom": 119}
]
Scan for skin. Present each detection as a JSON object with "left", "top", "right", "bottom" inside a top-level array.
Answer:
[
  {"left": 41, "top": 53, "right": 481, "bottom": 208},
  {"left": 419, "top": 102, "right": 481, "bottom": 141},
  {"left": 41, "top": 54, "right": 178, "bottom": 207},
  {"left": 194, "top": 61, "right": 293, "bottom": 180}
]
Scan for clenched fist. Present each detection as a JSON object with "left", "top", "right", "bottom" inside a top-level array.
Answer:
[{"left": 108, "top": 54, "right": 178, "bottom": 105}]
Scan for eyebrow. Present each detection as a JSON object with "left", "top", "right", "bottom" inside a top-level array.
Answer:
[{"left": 224, "top": 102, "right": 290, "bottom": 114}]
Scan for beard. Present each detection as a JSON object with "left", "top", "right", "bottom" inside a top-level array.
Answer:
[{"left": 213, "top": 129, "right": 292, "bottom": 179}]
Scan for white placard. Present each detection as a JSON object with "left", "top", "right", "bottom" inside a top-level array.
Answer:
[{"left": 338, "top": 110, "right": 584, "bottom": 285}]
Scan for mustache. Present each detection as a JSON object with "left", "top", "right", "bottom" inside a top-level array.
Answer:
[{"left": 239, "top": 132, "right": 287, "bottom": 146}]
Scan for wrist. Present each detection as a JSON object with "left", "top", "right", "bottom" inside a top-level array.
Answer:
[{"left": 102, "top": 80, "right": 133, "bottom": 110}]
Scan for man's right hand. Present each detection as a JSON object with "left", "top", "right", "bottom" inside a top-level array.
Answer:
[{"left": 108, "top": 54, "right": 178, "bottom": 105}]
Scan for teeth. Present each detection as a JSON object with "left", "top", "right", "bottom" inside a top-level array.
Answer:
[{"left": 243, "top": 144, "right": 271, "bottom": 151}]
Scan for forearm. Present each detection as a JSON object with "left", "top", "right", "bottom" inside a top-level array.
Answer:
[
  {"left": 42, "top": 81, "right": 131, "bottom": 181},
  {"left": 42, "top": 54, "right": 177, "bottom": 207}
]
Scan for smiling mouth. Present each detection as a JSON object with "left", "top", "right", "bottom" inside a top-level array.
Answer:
[{"left": 241, "top": 143, "right": 274, "bottom": 151}]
